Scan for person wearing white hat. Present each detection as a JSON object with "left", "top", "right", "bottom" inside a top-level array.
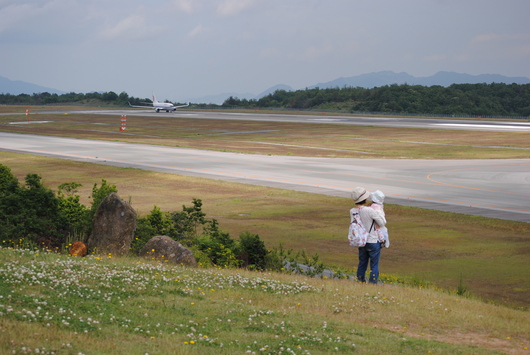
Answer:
[
  {"left": 370, "top": 190, "right": 390, "bottom": 248},
  {"left": 350, "top": 187, "right": 387, "bottom": 284}
]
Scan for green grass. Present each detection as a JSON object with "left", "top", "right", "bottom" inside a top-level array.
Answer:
[
  {"left": 0, "top": 247, "right": 528, "bottom": 354},
  {"left": 1, "top": 107, "right": 529, "bottom": 353},
  {"left": 1, "top": 151, "right": 529, "bottom": 310}
]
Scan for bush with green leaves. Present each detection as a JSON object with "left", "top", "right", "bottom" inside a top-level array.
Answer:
[
  {"left": 131, "top": 205, "right": 176, "bottom": 253},
  {"left": 0, "top": 164, "right": 276, "bottom": 272},
  {"left": 57, "top": 182, "right": 89, "bottom": 238},
  {"left": 239, "top": 231, "right": 269, "bottom": 270},
  {"left": 0, "top": 164, "right": 121, "bottom": 250},
  {"left": 131, "top": 199, "right": 272, "bottom": 270},
  {"left": 196, "top": 219, "right": 241, "bottom": 268},
  {"left": 0, "top": 170, "right": 68, "bottom": 249}
]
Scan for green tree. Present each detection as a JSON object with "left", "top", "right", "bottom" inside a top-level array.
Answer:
[
  {"left": 239, "top": 231, "right": 268, "bottom": 270},
  {"left": 102, "top": 91, "right": 118, "bottom": 102},
  {"left": 197, "top": 219, "right": 240, "bottom": 267},
  {"left": 131, "top": 206, "right": 175, "bottom": 254},
  {"left": 171, "top": 198, "right": 206, "bottom": 243},
  {"left": 0, "top": 164, "right": 18, "bottom": 195},
  {"left": 57, "top": 182, "right": 89, "bottom": 237},
  {"left": 117, "top": 91, "right": 129, "bottom": 105},
  {"left": 0, "top": 173, "right": 68, "bottom": 248}
]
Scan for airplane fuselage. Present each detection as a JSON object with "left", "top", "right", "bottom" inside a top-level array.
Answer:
[
  {"left": 129, "top": 93, "right": 189, "bottom": 112},
  {"left": 155, "top": 105, "right": 177, "bottom": 113}
]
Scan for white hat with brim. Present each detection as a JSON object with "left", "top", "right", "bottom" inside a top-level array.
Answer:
[{"left": 351, "top": 187, "right": 370, "bottom": 204}]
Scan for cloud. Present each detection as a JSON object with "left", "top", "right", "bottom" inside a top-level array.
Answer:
[
  {"left": 260, "top": 47, "right": 280, "bottom": 58},
  {"left": 472, "top": 33, "right": 530, "bottom": 44},
  {"left": 98, "top": 14, "right": 163, "bottom": 41},
  {"left": 217, "top": 0, "right": 256, "bottom": 17},
  {"left": 424, "top": 54, "right": 447, "bottom": 62},
  {"left": 0, "top": 2, "right": 34, "bottom": 34},
  {"left": 188, "top": 24, "right": 204, "bottom": 38},
  {"left": 289, "top": 44, "right": 333, "bottom": 62},
  {"left": 0, "top": 0, "right": 82, "bottom": 42},
  {"left": 172, "top": 0, "right": 195, "bottom": 14}
]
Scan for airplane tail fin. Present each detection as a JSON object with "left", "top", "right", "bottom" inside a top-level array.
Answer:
[{"left": 152, "top": 92, "right": 158, "bottom": 104}]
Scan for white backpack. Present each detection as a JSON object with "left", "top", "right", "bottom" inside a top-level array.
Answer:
[{"left": 347, "top": 208, "right": 370, "bottom": 247}]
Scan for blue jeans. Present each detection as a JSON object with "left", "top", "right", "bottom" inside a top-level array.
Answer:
[{"left": 357, "top": 243, "right": 381, "bottom": 284}]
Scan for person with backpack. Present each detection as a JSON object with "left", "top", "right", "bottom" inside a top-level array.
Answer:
[{"left": 350, "top": 187, "right": 387, "bottom": 284}]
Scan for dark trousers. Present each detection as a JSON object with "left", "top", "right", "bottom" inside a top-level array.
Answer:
[{"left": 357, "top": 242, "right": 381, "bottom": 284}]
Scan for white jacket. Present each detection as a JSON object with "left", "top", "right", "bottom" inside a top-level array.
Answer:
[{"left": 350, "top": 206, "right": 386, "bottom": 244}]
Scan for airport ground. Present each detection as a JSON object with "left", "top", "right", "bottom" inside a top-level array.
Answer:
[{"left": 0, "top": 106, "right": 529, "bottom": 308}]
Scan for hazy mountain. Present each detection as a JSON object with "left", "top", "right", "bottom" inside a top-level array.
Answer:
[
  {"left": 255, "top": 84, "right": 293, "bottom": 99},
  {"left": 3, "top": 71, "right": 529, "bottom": 105},
  {"left": 0, "top": 76, "right": 64, "bottom": 95},
  {"left": 184, "top": 92, "right": 256, "bottom": 105},
  {"left": 309, "top": 71, "right": 530, "bottom": 89},
  {"left": 191, "top": 71, "right": 530, "bottom": 104}
]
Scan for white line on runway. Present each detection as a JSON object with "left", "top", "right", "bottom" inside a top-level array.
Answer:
[
  {"left": 433, "top": 123, "right": 530, "bottom": 130},
  {"left": 9, "top": 121, "right": 51, "bottom": 124}
]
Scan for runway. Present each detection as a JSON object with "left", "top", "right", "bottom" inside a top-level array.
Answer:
[
  {"left": 68, "top": 108, "right": 530, "bottom": 132},
  {"left": 1, "top": 132, "right": 528, "bottom": 222}
]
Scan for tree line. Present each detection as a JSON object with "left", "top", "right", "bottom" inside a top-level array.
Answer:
[
  {"left": 223, "top": 83, "right": 530, "bottom": 117},
  {"left": 0, "top": 91, "right": 147, "bottom": 106},
  {"left": 3, "top": 82, "right": 528, "bottom": 117}
]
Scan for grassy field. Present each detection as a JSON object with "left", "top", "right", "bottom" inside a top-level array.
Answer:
[
  {"left": 1, "top": 151, "right": 529, "bottom": 310},
  {"left": 1, "top": 107, "right": 529, "bottom": 353},
  {"left": 1, "top": 108, "right": 529, "bottom": 305},
  {"left": 0, "top": 247, "right": 528, "bottom": 355}
]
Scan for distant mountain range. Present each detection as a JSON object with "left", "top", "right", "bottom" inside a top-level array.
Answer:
[
  {"left": 2, "top": 71, "right": 529, "bottom": 105},
  {"left": 0, "top": 76, "right": 65, "bottom": 95},
  {"left": 186, "top": 71, "right": 530, "bottom": 104},
  {"left": 308, "top": 71, "right": 530, "bottom": 90}
]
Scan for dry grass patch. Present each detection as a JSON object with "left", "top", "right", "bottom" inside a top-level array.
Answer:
[{"left": 1, "top": 111, "right": 529, "bottom": 159}]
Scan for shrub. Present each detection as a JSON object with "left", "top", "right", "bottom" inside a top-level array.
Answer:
[
  {"left": 238, "top": 231, "right": 268, "bottom": 270},
  {"left": 0, "top": 173, "right": 68, "bottom": 249},
  {"left": 57, "top": 182, "right": 89, "bottom": 238}
]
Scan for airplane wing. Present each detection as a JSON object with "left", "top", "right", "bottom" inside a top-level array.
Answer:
[
  {"left": 174, "top": 102, "right": 190, "bottom": 108},
  {"left": 128, "top": 101, "right": 153, "bottom": 109}
]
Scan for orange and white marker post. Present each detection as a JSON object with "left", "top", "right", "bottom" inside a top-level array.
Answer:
[
  {"left": 120, "top": 115, "right": 126, "bottom": 131},
  {"left": 26, "top": 109, "right": 30, "bottom": 123}
]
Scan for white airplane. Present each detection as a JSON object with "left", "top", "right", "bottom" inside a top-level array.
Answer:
[{"left": 129, "top": 94, "right": 189, "bottom": 112}]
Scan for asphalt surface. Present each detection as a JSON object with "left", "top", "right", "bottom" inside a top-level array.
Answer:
[
  {"left": 68, "top": 108, "right": 530, "bottom": 132},
  {"left": 1, "top": 131, "right": 528, "bottom": 223}
]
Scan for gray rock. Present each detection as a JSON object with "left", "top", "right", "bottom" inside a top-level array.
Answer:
[
  {"left": 139, "top": 235, "right": 197, "bottom": 266},
  {"left": 87, "top": 193, "right": 136, "bottom": 255}
]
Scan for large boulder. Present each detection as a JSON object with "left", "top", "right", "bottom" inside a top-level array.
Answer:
[
  {"left": 139, "top": 235, "right": 197, "bottom": 266},
  {"left": 87, "top": 193, "right": 136, "bottom": 255}
]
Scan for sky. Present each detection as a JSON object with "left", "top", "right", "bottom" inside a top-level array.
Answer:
[{"left": 1, "top": 0, "right": 530, "bottom": 102}]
